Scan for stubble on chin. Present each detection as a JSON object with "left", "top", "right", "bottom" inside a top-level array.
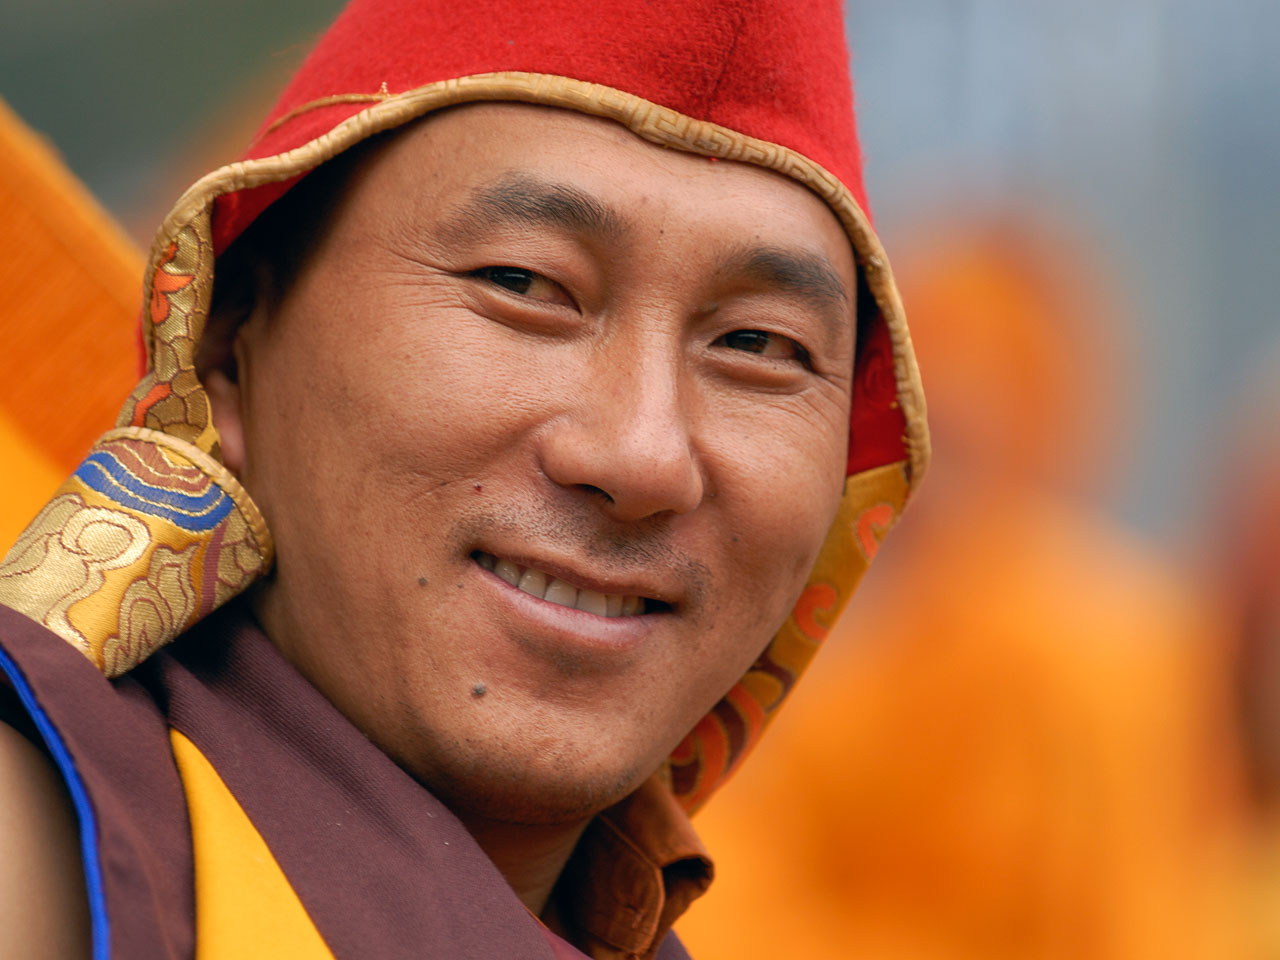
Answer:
[{"left": 393, "top": 706, "right": 652, "bottom": 827}]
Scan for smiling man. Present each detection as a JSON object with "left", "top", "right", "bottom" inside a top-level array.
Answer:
[{"left": 0, "top": 1, "right": 926, "bottom": 958}]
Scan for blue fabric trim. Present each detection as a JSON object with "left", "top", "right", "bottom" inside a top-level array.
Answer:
[
  {"left": 75, "top": 451, "right": 232, "bottom": 532},
  {"left": 0, "top": 644, "right": 109, "bottom": 960},
  {"left": 78, "top": 451, "right": 226, "bottom": 514}
]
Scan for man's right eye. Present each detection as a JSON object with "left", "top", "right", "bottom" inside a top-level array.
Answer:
[
  {"left": 473, "top": 266, "right": 534, "bottom": 294},
  {"left": 469, "top": 266, "right": 577, "bottom": 308}
]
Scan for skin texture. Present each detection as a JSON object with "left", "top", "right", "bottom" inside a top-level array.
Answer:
[
  {"left": 205, "top": 102, "right": 857, "bottom": 912},
  {"left": 0, "top": 722, "right": 90, "bottom": 959}
]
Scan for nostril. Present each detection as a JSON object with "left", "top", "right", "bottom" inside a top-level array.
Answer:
[{"left": 578, "top": 484, "right": 614, "bottom": 504}]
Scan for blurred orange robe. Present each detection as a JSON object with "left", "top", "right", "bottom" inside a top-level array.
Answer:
[{"left": 681, "top": 486, "right": 1245, "bottom": 959}]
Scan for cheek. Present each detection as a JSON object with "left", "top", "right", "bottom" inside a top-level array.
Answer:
[
  {"left": 257, "top": 287, "right": 554, "bottom": 486},
  {"left": 704, "top": 395, "right": 848, "bottom": 560},
  {"left": 693, "top": 401, "right": 848, "bottom": 668}
]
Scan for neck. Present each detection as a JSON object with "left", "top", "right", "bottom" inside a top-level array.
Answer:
[{"left": 456, "top": 812, "right": 591, "bottom": 915}]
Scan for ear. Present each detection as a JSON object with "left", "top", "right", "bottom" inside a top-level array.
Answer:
[
  {"left": 199, "top": 253, "right": 274, "bottom": 479},
  {"left": 205, "top": 332, "right": 249, "bottom": 477}
]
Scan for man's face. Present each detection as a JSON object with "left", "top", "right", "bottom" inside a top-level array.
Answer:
[{"left": 216, "top": 103, "right": 856, "bottom": 825}]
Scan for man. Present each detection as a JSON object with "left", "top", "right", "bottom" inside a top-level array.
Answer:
[{"left": 0, "top": 0, "right": 927, "bottom": 957}]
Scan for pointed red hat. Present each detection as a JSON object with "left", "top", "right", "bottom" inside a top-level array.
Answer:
[{"left": 217, "top": 0, "right": 872, "bottom": 252}]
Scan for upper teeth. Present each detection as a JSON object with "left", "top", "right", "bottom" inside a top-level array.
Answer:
[{"left": 476, "top": 553, "right": 642, "bottom": 617}]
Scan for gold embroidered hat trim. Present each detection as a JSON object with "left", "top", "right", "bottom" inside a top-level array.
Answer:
[{"left": 153, "top": 72, "right": 928, "bottom": 480}]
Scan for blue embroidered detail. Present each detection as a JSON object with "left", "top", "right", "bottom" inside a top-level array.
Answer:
[{"left": 75, "top": 451, "right": 232, "bottom": 532}]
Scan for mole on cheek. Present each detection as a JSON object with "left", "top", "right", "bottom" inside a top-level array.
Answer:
[{"left": 471, "top": 683, "right": 487, "bottom": 698}]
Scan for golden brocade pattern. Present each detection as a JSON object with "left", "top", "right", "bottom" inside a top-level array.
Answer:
[
  {"left": 0, "top": 429, "right": 270, "bottom": 675},
  {"left": 119, "top": 223, "right": 220, "bottom": 453}
]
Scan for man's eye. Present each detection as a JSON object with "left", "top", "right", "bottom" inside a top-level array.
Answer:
[
  {"left": 715, "top": 329, "right": 811, "bottom": 365},
  {"left": 475, "top": 266, "right": 534, "bottom": 294},
  {"left": 470, "top": 266, "right": 576, "bottom": 308}
]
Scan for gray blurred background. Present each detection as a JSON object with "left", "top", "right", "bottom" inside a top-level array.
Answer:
[{"left": 1, "top": 0, "right": 1276, "bottom": 543}]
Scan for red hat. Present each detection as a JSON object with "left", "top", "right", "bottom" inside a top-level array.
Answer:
[
  {"left": 1, "top": 0, "right": 927, "bottom": 811},
  {"left": 217, "top": 0, "right": 872, "bottom": 252}
]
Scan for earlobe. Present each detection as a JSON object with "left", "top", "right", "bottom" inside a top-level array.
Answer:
[{"left": 205, "top": 338, "right": 248, "bottom": 476}]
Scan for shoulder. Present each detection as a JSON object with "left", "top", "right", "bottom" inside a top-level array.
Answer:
[{"left": 0, "top": 721, "right": 90, "bottom": 959}]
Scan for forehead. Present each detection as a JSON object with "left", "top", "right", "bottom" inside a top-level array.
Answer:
[{"left": 330, "top": 101, "right": 858, "bottom": 289}]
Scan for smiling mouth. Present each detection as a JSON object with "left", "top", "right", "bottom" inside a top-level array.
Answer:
[{"left": 472, "top": 551, "right": 666, "bottom": 617}]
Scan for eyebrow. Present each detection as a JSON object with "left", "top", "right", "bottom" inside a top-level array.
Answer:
[
  {"left": 439, "top": 173, "right": 629, "bottom": 242},
  {"left": 437, "top": 174, "right": 852, "bottom": 333},
  {"left": 726, "top": 246, "right": 849, "bottom": 309},
  {"left": 714, "top": 245, "right": 852, "bottom": 342}
]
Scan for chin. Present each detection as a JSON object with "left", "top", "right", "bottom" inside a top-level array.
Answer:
[{"left": 409, "top": 736, "right": 653, "bottom": 827}]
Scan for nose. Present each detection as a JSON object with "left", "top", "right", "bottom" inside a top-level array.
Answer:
[{"left": 539, "top": 344, "right": 705, "bottom": 521}]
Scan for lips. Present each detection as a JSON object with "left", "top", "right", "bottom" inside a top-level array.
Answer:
[{"left": 473, "top": 551, "right": 653, "bottom": 617}]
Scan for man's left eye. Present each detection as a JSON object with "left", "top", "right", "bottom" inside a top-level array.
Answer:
[
  {"left": 470, "top": 266, "right": 576, "bottom": 308},
  {"left": 715, "top": 329, "right": 811, "bottom": 365}
]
